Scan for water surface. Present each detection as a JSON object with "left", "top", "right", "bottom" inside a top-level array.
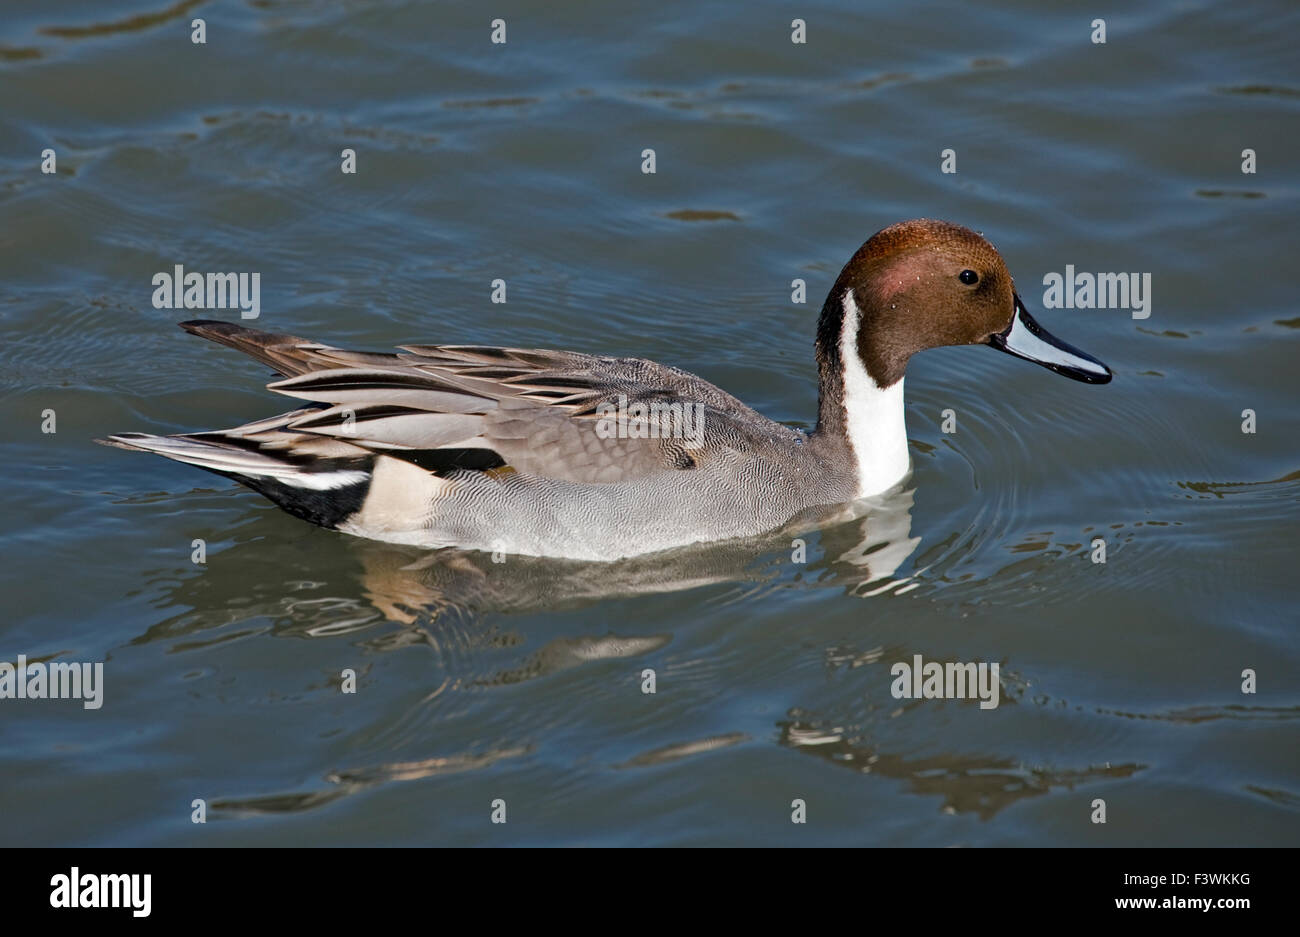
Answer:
[{"left": 1, "top": 0, "right": 1297, "bottom": 846}]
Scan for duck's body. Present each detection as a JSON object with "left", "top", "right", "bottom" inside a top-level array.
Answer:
[
  {"left": 103, "top": 220, "right": 1111, "bottom": 560},
  {"left": 104, "top": 318, "right": 869, "bottom": 561}
]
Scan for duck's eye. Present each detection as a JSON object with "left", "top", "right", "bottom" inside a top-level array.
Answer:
[{"left": 959, "top": 269, "right": 979, "bottom": 285}]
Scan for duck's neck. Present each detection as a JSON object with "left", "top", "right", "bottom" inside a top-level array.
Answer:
[{"left": 812, "top": 287, "right": 911, "bottom": 497}]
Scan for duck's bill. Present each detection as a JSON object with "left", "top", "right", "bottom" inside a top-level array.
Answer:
[{"left": 988, "top": 295, "right": 1112, "bottom": 384}]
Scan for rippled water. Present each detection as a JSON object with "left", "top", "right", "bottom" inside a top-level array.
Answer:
[{"left": 2, "top": 0, "right": 1297, "bottom": 846}]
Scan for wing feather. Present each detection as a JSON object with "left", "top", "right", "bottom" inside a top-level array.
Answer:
[{"left": 179, "top": 321, "right": 797, "bottom": 483}]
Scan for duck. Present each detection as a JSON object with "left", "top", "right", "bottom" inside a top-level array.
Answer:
[{"left": 101, "top": 219, "right": 1111, "bottom": 561}]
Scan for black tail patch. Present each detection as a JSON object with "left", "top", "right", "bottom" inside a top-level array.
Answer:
[{"left": 229, "top": 472, "right": 372, "bottom": 529}]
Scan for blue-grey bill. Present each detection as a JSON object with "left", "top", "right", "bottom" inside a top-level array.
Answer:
[{"left": 988, "top": 296, "right": 1113, "bottom": 384}]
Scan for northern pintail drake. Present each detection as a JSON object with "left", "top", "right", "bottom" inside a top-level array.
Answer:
[{"left": 102, "top": 219, "right": 1111, "bottom": 561}]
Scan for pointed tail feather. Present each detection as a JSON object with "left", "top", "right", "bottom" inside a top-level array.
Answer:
[
  {"left": 96, "top": 431, "right": 374, "bottom": 528},
  {"left": 178, "top": 319, "right": 324, "bottom": 377}
]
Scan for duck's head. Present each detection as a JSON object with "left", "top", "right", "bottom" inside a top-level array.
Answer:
[{"left": 819, "top": 218, "right": 1112, "bottom": 388}]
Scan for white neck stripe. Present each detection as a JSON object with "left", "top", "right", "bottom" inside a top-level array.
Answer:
[{"left": 839, "top": 289, "right": 911, "bottom": 497}]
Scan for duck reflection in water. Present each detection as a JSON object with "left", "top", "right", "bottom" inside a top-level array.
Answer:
[{"left": 354, "top": 485, "right": 921, "bottom": 625}]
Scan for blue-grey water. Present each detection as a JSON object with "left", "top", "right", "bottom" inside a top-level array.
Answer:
[{"left": 1, "top": 0, "right": 1297, "bottom": 846}]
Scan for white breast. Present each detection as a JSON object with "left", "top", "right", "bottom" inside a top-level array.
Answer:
[{"left": 839, "top": 289, "right": 911, "bottom": 497}]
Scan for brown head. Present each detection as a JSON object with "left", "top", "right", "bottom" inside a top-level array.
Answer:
[{"left": 815, "top": 219, "right": 1111, "bottom": 401}]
